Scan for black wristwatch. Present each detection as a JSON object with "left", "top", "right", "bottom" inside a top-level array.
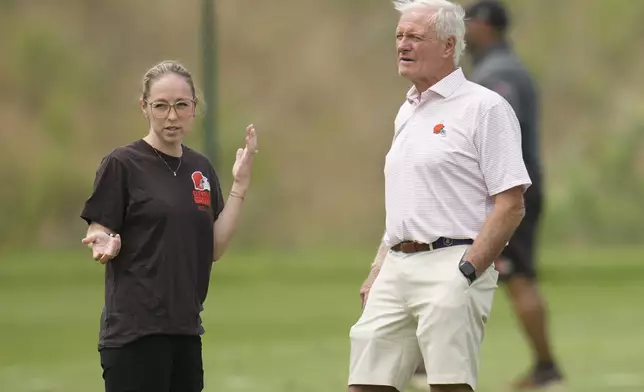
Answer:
[{"left": 459, "top": 259, "right": 478, "bottom": 284}]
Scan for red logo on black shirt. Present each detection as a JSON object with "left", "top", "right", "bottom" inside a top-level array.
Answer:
[
  {"left": 191, "top": 171, "right": 211, "bottom": 207},
  {"left": 191, "top": 171, "right": 211, "bottom": 191}
]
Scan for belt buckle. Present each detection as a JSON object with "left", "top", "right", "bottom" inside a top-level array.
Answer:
[{"left": 443, "top": 237, "right": 453, "bottom": 247}]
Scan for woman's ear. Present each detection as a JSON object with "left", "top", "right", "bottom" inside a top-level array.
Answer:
[{"left": 139, "top": 98, "right": 149, "bottom": 118}]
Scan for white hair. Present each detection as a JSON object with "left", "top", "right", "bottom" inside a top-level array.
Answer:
[{"left": 393, "top": 0, "right": 467, "bottom": 65}]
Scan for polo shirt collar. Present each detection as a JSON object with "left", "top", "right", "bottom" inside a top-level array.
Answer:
[{"left": 406, "top": 67, "right": 466, "bottom": 104}]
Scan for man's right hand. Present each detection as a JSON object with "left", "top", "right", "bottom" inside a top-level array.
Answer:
[{"left": 360, "top": 265, "right": 381, "bottom": 309}]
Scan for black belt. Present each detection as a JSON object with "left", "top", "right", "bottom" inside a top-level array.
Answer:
[{"left": 391, "top": 237, "right": 473, "bottom": 254}]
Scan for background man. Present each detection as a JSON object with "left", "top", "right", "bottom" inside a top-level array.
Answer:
[
  {"left": 412, "top": 1, "right": 565, "bottom": 390},
  {"left": 348, "top": 1, "right": 531, "bottom": 391}
]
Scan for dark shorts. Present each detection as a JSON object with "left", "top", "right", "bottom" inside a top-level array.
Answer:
[
  {"left": 497, "top": 183, "right": 543, "bottom": 282},
  {"left": 100, "top": 334, "right": 204, "bottom": 392}
]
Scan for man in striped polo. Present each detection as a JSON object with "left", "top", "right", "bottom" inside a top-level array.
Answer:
[
  {"left": 411, "top": 1, "right": 565, "bottom": 390},
  {"left": 347, "top": 1, "right": 531, "bottom": 391}
]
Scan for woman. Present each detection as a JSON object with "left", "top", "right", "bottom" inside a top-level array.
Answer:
[{"left": 80, "top": 60, "right": 258, "bottom": 392}]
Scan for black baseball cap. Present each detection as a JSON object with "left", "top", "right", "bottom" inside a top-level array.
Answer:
[{"left": 464, "top": 0, "right": 510, "bottom": 32}]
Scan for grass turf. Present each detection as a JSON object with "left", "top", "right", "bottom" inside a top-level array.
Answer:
[{"left": 0, "top": 246, "right": 642, "bottom": 391}]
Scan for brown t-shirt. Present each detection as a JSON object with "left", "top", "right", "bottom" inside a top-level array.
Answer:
[{"left": 81, "top": 139, "right": 225, "bottom": 350}]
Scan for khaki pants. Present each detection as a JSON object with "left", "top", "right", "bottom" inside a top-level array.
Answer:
[{"left": 348, "top": 245, "right": 499, "bottom": 391}]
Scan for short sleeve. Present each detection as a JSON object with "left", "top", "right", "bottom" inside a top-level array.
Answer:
[
  {"left": 80, "top": 154, "right": 128, "bottom": 232},
  {"left": 474, "top": 100, "right": 532, "bottom": 196},
  {"left": 208, "top": 166, "right": 225, "bottom": 221},
  {"left": 479, "top": 74, "right": 522, "bottom": 119}
]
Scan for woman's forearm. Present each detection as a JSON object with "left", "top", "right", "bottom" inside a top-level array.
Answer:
[
  {"left": 212, "top": 183, "right": 247, "bottom": 260},
  {"left": 87, "top": 222, "right": 116, "bottom": 236}
]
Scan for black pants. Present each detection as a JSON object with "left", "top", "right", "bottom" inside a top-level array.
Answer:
[{"left": 100, "top": 334, "right": 204, "bottom": 392}]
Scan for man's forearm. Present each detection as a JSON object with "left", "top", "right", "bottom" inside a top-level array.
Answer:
[
  {"left": 371, "top": 237, "right": 390, "bottom": 269},
  {"left": 464, "top": 202, "right": 525, "bottom": 273}
]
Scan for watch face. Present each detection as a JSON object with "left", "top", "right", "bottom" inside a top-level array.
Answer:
[{"left": 459, "top": 261, "right": 475, "bottom": 276}]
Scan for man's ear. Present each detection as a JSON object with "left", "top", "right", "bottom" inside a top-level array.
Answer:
[{"left": 444, "top": 36, "right": 456, "bottom": 59}]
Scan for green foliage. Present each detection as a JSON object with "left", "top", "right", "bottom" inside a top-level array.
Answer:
[
  {"left": 0, "top": 0, "right": 16, "bottom": 11},
  {"left": 1, "top": 1, "right": 643, "bottom": 250},
  {"left": 542, "top": 123, "right": 644, "bottom": 245}
]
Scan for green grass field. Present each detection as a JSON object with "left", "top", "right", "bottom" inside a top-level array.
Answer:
[{"left": 1, "top": 246, "right": 643, "bottom": 392}]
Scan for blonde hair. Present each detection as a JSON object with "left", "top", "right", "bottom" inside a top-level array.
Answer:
[{"left": 141, "top": 60, "right": 197, "bottom": 101}]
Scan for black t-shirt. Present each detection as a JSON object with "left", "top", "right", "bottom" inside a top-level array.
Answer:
[{"left": 80, "top": 139, "right": 225, "bottom": 350}]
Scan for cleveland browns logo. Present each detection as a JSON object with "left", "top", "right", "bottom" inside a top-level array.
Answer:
[
  {"left": 433, "top": 123, "right": 446, "bottom": 137},
  {"left": 191, "top": 171, "right": 211, "bottom": 191},
  {"left": 191, "top": 171, "right": 211, "bottom": 207}
]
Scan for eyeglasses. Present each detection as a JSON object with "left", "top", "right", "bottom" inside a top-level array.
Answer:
[{"left": 146, "top": 99, "right": 195, "bottom": 119}]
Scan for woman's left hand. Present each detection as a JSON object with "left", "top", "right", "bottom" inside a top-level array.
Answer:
[{"left": 231, "top": 124, "right": 258, "bottom": 190}]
